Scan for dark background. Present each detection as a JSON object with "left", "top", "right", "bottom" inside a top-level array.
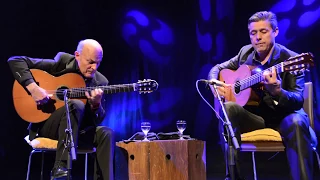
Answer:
[{"left": 0, "top": 0, "right": 319, "bottom": 179}]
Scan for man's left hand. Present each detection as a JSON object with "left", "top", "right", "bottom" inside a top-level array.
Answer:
[
  {"left": 263, "top": 67, "right": 281, "bottom": 96},
  {"left": 85, "top": 88, "right": 104, "bottom": 109}
]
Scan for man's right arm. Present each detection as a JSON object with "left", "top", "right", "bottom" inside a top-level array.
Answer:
[
  {"left": 207, "top": 47, "right": 245, "bottom": 80},
  {"left": 8, "top": 56, "right": 57, "bottom": 89},
  {"left": 207, "top": 47, "right": 245, "bottom": 98}
]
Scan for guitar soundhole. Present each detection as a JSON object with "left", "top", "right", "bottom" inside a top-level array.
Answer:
[
  {"left": 234, "top": 81, "right": 241, "bottom": 94},
  {"left": 56, "top": 86, "right": 69, "bottom": 101}
]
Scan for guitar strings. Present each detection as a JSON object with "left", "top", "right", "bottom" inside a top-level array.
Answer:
[
  {"left": 237, "top": 64, "right": 281, "bottom": 87},
  {"left": 237, "top": 55, "right": 306, "bottom": 87},
  {"left": 45, "top": 84, "right": 135, "bottom": 95},
  {"left": 234, "top": 63, "right": 283, "bottom": 89}
]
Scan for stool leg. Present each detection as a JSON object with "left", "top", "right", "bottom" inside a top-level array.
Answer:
[
  {"left": 41, "top": 151, "right": 44, "bottom": 180},
  {"left": 252, "top": 152, "right": 257, "bottom": 180},
  {"left": 224, "top": 136, "right": 229, "bottom": 177},
  {"left": 26, "top": 150, "right": 36, "bottom": 180},
  {"left": 225, "top": 145, "right": 229, "bottom": 176},
  {"left": 85, "top": 153, "right": 88, "bottom": 180}
]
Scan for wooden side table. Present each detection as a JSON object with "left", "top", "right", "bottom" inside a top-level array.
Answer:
[{"left": 116, "top": 140, "right": 206, "bottom": 180}]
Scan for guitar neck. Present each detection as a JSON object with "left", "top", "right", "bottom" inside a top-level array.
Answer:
[
  {"left": 238, "top": 62, "right": 285, "bottom": 91},
  {"left": 69, "top": 83, "right": 136, "bottom": 98}
]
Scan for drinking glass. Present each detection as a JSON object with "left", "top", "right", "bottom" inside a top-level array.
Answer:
[
  {"left": 141, "top": 122, "right": 151, "bottom": 141},
  {"left": 176, "top": 120, "right": 187, "bottom": 140}
]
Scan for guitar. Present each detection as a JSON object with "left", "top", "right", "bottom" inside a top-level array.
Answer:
[
  {"left": 12, "top": 69, "right": 159, "bottom": 123},
  {"left": 216, "top": 52, "right": 314, "bottom": 106}
]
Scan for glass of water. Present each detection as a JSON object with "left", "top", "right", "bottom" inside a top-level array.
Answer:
[
  {"left": 176, "top": 120, "right": 187, "bottom": 140},
  {"left": 141, "top": 122, "right": 151, "bottom": 141}
]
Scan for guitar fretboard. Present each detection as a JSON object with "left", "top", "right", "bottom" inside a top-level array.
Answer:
[
  {"left": 68, "top": 84, "right": 135, "bottom": 98},
  {"left": 236, "top": 62, "right": 286, "bottom": 91}
]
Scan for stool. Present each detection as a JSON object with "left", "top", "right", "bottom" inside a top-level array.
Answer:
[
  {"left": 25, "top": 136, "right": 96, "bottom": 180},
  {"left": 241, "top": 127, "right": 319, "bottom": 180}
]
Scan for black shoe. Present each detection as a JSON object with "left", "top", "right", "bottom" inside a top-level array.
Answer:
[{"left": 50, "top": 167, "right": 69, "bottom": 180}]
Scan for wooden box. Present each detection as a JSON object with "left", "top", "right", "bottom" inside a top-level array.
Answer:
[{"left": 116, "top": 140, "right": 206, "bottom": 180}]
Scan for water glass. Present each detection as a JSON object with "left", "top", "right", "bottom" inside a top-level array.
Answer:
[
  {"left": 176, "top": 120, "right": 187, "bottom": 140},
  {"left": 141, "top": 122, "right": 151, "bottom": 141}
]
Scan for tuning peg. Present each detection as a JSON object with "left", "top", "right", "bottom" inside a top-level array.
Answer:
[
  {"left": 294, "top": 70, "right": 303, "bottom": 75},
  {"left": 300, "top": 68, "right": 305, "bottom": 73},
  {"left": 290, "top": 70, "right": 297, "bottom": 75}
]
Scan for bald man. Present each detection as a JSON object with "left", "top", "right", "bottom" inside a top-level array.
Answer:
[{"left": 8, "top": 39, "right": 115, "bottom": 180}]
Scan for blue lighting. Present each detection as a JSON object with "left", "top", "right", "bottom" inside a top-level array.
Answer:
[
  {"left": 215, "top": 32, "right": 225, "bottom": 59},
  {"left": 303, "top": 0, "right": 315, "bottom": 6},
  {"left": 149, "top": 87, "right": 183, "bottom": 113},
  {"left": 152, "top": 19, "right": 173, "bottom": 45},
  {"left": 122, "top": 23, "right": 137, "bottom": 43},
  {"left": 298, "top": 7, "right": 320, "bottom": 27},
  {"left": 276, "top": 19, "right": 295, "bottom": 45},
  {"left": 126, "top": 10, "right": 149, "bottom": 27},
  {"left": 270, "top": 0, "right": 296, "bottom": 13},
  {"left": 196, "top": 22, "right": 212, "bottom": 52},
  {"left": 198, "top": 64, "right": 215, "bottom": 80},
  {"left": 268, "top": 0, "right": 320, "bottom": 45},
  {"left": 199, "top": 0, "right": 211, "bottom": 21},
  {"left": 139, "top": 39, "right": 171, "bottom": 65},
  {"left": 103, "top": 95, "right": 142, "bottom": 135},
  {"left": 122, "top": 10, "right": 174, "bottom": 65},
  {"left": 140, "top": 117, "right": 175, "bottom": 132},
  {"left": 216, "top": 0, "right": 234, "bottom": 21}
]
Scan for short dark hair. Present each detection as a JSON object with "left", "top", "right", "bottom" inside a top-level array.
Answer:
[{"left": 248, "top": 11, "right": 278, "bottom": 31}]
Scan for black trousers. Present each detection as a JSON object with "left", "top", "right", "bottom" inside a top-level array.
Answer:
[
  {"left": 219, "top": 102, "right": 313, "bottom": 180},
  {"left": 37, "top": 99, "right": 115, "bottom": 180}
]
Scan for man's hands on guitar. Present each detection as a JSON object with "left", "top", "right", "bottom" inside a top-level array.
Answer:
[
  {"left": 85, "top": 88, "right": 103, "bottom": 110},
  {"left": 209, "top": 79, "right": 231, "bottom": 98},
  {"left": 262, "top": 67, "right": 281, "bottom": 96},
  {"left": 27, "top": 82, "right": 50, "bottom": 105}
]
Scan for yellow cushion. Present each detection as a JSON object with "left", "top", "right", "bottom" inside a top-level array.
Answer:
[
  {"left": 241, "top": 128, "right": 282, "bottom": 142},
  {"left": 29, "top": 137, "right": 58, "bottom": 149}
]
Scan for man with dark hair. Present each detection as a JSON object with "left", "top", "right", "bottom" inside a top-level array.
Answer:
[
  {"left": 208, "top": 11, "right": 315, "bottom": 180},
  {"left": 8, "top": 39, "right": 115, "bottom": 180}
]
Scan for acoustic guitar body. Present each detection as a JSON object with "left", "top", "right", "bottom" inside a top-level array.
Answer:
[
  {"left": 219, "top": 65, "right": 260, "bottom": 106},
  {"left": 12, "top": 69, "right": 87, "bottom": 123},
  {"left": 12, "top": 69, "right": 159, "bottom": 123},
  {"left": 215, "top": 53, "right": 315, "bottom": 107}
]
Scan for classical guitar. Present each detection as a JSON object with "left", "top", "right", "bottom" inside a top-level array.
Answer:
[
  {"left": 12, "top": 69, "right": 159, "bottom": 123},
  {"left": 216, "top": 52, "right": 314, "bottom": 106}
]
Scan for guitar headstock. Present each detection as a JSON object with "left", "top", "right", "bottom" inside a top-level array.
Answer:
[
  {"left": 135, "top": 79, "right": 159, "bottom": 94},
  {"left": 283, "top": 52, "right": 314, "bottom": 75}
]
